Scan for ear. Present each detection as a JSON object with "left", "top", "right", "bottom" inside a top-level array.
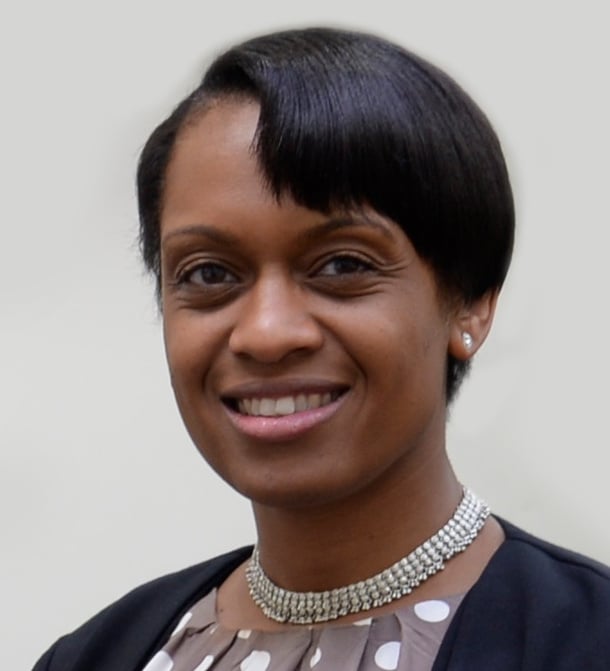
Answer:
[{"left": 448, "top": 290, "right": 499, "bottom": 361}]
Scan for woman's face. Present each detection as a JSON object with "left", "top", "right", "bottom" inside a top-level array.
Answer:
[{"left": 160, "top": 99, "right": 460, "bottom": 509}]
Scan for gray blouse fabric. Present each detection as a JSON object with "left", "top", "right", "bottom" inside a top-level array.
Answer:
[{"left": 141, "top": 589, "right": 465, "bottom": 671}]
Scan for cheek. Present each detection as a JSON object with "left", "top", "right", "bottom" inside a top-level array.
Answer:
[
  {"left": 163, "top": 320, "right": 187, "bottom": 383},
  {"left": 163, "top": 314, "right": 211, "bottom": 393},
  {"left": 163, "top": 318, "right": 225, "bottom": 459},
  {"left": 352, "top": 306, "right": 449, "bottom": 406}
]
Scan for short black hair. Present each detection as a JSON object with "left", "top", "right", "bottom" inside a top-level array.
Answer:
[{"left": 137, "top": 27, "right": 515, "bottom": 402}]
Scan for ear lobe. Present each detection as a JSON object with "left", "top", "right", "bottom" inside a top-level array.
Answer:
[{"left": 448, "top": 290, "right": 499, "bottom": 360}]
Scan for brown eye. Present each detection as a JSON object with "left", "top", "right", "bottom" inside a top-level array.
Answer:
[
  {"left": 317, "top": 255, "right": 374, "bottom": 276},
  {"left": 183, "top": 262, "right": 238, "bottom": 286}
]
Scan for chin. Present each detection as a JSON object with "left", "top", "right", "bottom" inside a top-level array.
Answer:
[{"left": 222, "top": 462, "right": 382, "bottom": 512}]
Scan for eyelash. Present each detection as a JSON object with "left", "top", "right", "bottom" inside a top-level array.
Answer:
[
  {"left": 177, "top": 261, "right": 239, "bottom": 287},
  {"left": 171, "top": 252, "right": 379, "bottom": 310},
  {"left": 315, "top": 254, "right": 375, "bottom": 277},
  {"left": 177, "top": 253, "right": 374, "bottom": 284}
]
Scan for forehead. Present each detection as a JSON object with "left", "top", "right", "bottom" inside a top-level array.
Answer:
[
  {"left": 159, "top": 97, "right": 411, "bottom": 261},
  {"left": 162, "top": 99, "right": 265, "bottom": 223}
]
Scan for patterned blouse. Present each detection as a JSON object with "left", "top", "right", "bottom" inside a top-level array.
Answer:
[{"left": 141, "top": 588, "right": 464, "bottom": 671}]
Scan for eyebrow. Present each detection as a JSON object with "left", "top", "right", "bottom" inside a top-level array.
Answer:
[
  {"left": 161, "top": 214, "right": 397, "bottom": 246},
  {"left": 300, "top": 215, "right": 397, "bottom": 241},
  {"left": 162, "top": 224, "right": 239, "bottom": 246}
]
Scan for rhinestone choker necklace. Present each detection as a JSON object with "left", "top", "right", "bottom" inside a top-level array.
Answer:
[{"left": 246, "top": 488, "right": 490, "bottom": 624}]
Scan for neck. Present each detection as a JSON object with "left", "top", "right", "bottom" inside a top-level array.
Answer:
[{"left": 251, "top": 447, "right": 461, "bottom": 591}]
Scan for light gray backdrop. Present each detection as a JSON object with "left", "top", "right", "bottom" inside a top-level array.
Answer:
[{"left": 2, "top": 1, "right": 608, "bottom": 668}]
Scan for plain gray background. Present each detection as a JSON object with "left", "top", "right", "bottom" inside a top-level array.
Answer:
[{"left": 2, "top": 1, "right": 608, "bottom": 668}]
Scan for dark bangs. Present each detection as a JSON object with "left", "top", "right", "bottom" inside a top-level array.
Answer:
[{"left": 199, "top": 28, "right": 514, "bottom": 302}]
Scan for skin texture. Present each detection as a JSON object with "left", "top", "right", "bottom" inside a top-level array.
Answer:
[{"left": 160, "top": 98, "right": 503, "bottom": 629}]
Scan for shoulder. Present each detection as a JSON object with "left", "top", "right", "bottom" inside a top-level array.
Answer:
[
  {"left": 435, "top": 519, "right": 610, "bottom": 669},
  {"left": 498, "top": 517, "right": 610, "bottom": 596},
  {"left": 32, "top": 546, "right": 252, "bottom": 671},
  {"left": 492, "top": 517, "right": 610, "bottom": 627},
  {"left": 457, "top": 518, "right": 610, "bottom": 667}
]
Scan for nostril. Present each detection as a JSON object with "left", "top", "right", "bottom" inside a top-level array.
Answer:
[{"left": 227, "top": 285, "right": 324, "bottom": 363}]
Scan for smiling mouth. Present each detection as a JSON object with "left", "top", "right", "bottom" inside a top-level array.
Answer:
[{"left": 225, "top": 390, "right": 345, "bottom": 417}]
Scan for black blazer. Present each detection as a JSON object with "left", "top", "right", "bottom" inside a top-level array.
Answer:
[{"left": 33, "top": 520, "right": 610, "bottom": 670}]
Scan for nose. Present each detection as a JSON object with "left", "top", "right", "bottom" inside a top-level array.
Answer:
[{"left": 228, "top": 269, "right": 324, "bottom": 363}]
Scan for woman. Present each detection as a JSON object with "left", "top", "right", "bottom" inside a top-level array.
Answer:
[{"left": 34, "top": 27, "right": 610, "bottom": 671}]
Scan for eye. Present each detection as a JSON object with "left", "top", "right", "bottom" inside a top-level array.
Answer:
[
  {"left": 316, "top": 254, "right": 375, "bottom": 276},
  {"left": 180, "top": 261, "right": 238, "bottom": 286}
]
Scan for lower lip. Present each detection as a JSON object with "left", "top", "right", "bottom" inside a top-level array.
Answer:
[{"left": 224, "top": 394, "right": 347, "bottom": 442}]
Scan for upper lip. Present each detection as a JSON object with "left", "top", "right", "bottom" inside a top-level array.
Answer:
[{"left": 220, "top": 378, "right": 350, "bottom": 400}]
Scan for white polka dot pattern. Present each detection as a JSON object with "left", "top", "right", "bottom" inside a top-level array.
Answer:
[
  {"left": 193, "top": 655, "right": 215, "bottom": 671},
  {"left": 170, "top": 611, "right": 193, "bottom": 637},
  {"left": 374, "top": 641, "right": 401, "bottom": 670},
  {"left": 414, "top": 600, "right": 451, "bottom": 623},
  {"left": 240, "top": 650, "right": 271, "bottom": 671},
  {"left": 142, "top": 589, "right": 464, "bottom": 671},
  {"left": 141, "top": 650, "right": 174, "bottom": 671},
  {"left": 310, "top": 646, "right": 322, "bottom": 667},
  {"left": 353, "top": 616, "right": 372, "bottom": 626}
]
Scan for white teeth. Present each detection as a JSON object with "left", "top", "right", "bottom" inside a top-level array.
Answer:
[
  {"left": 275, "top": 397, "right": 296, "bottom": 415},
  {"left": 235, "top": 392, "right": 340, "bottom": 417},
  {"left": 259, "top": 398, "right": 276, "bottom": 416},
  {"left": 307, "top": 393, "right": 321, "bottom": 409}
]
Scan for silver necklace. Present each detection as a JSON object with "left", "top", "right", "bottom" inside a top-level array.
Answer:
[{"left": 246, "top": 487, "right": 490, "bottom": 624}]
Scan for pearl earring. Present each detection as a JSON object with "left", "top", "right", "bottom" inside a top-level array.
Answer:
[{"left": 462, "top": 332, "right": 473, "bottom": 351}]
